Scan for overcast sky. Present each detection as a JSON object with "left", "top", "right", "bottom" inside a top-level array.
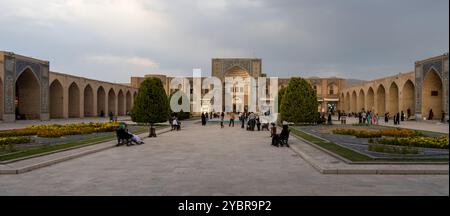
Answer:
[{"left": 0, "top": 0, "right": 448, "bottom": 83}]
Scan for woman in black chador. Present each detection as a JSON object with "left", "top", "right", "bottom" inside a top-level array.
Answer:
[{"left": 201, "top": 113, "right": 206, "bottom": 126}]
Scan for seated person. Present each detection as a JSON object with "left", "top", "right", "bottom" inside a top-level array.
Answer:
[
  {"left": 116, "top": 123, "right": 132, "bottom": 146},
  {"left": 272, "top": 122, "right": 290, "bottom": 147},
  {"left": 270, "top": 123, "right": 277, "bottom": 137}
]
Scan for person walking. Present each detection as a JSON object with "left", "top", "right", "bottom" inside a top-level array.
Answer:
[
  {"left": 201, "top": 113, "right": 206, "bottom": 126},
  {"left": 248, "top": 112, "right": 256, "bottom": 131},
  {"left": 256, "top": 115, "right": 261, "bottom": 131},
  {"left": 428, "top": 109, "right": 434, "bottom": 120},
  {"left": 220, "top": 112, "right": 225, "bottom": 128},
  {"left": 396, "top": 112, "right": 401, "bottom": 125},
  {"left": 229, "top": 112, "right": 235, "bottom": 127},
  {"left": 108, "top": 111, "right": 114, "bottom": 122}
]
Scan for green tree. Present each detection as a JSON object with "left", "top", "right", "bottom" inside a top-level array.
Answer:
[
  {"left": 131, "top": 77, "right": 170, "bottom": 137},
  {"left": 280, "top": 77, "right": 318, "bottom": 123},
  {"left": 277, "top": 86, "right": 287, "bottom": 111}
]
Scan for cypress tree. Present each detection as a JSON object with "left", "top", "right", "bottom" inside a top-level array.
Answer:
[
  {"left": 277, "top": 86, "right": 287, "bottom": 111},
  {"left": 131, "top": 77, "right": 170, "bottom": 137},
  {"left": 280, "top": 77, "right": 318, "bottom": 123}
]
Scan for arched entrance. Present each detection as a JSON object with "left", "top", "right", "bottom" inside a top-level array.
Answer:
[
  {"left": 402, "top": 80, "right": 415, "bottom": 118},
  {"left": 351, "top": 91, "right": 357, "bottom": 113},
  {"left": 118, "top": 90, "right": 125, "bottom": 116},
  {"left": 16, "top": 69, "right": 40, "bottom": 120},
  {"left": 97, "top": 86, "right": 106, "bottom": 117},
  {"left": 108, "top": 89, "right": 116, "bottom": 115},
  {"left": 50, "top": 79, "right": 64, "bottom": 118},
  {"left": 376, "top": 85, "right": 386, "bottom": 114},
  {"left": 126, "top": 91, "right": 132, "bottom": 114},
  {"left": 388, "top": 82, "right": 399, "bottom": 114},
  {"left": 84, "top": 85, "right": 94, "bottom": 117},
  {"left": 422, "top": 69, "right": 443, "bottom": 120},
  {"left": 68, "top": 82, "right": 80, "bottom": 118},
  {"left": 224, "top": 66, "right": 250, "bottom": 112},
  {"left": 367, "top": 87, "right": 375, "bottom": 112},
  {"left": 358, "top": 89, "right": 365, "bottom": 111}
]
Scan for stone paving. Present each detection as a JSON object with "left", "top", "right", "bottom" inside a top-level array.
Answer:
[{"left": 0, "top": 121, "right": 448, "bottom": 195}]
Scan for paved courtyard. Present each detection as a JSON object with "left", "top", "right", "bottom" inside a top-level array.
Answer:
[{"left": 0, "top": 121, "right": 448, "bottom": 196}]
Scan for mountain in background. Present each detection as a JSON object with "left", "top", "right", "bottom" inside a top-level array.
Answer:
[{"left": 345, "top": 79, "right": 365, "bottom": 86}]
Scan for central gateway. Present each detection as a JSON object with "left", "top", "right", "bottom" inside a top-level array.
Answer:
[{"left": 211, "top": 58, "right": 264, "bottom": 112}]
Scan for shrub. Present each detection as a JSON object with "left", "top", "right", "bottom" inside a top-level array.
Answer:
[
  {"left": 0, "top": 137, "right": 31, "bottom": 153},
  {"left": 368, "top": 144, "right": 419, "bottom": 154},
  {"left": 172, "top": 111, "right": 191, "bottom": 120}
]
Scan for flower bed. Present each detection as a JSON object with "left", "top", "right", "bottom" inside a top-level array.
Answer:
[
  {"left": 372, "top": 137, "right": 449, "bottom": 149},
  {"left": 0, "top": 137, "right": 32, "bottom": 153},
  {"left": 368, "top": 144, "right": 419, "bottom": 154},
  {"left": 0, "top": 122, "right": 120, "bottom": 138},
  {"left": 333, "top": 128, "right": 421, "bottom": 138}
]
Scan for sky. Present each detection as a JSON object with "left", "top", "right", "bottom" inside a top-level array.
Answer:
[{"left": 0, "top": 0, "right": 448, "bottom": 83}]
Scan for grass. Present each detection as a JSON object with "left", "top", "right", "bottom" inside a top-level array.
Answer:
[
  {"left": 291, "top": 128, "right": 372, "bottom": 161},
  {"left": 291, "top": 128, "right": 448, "bottom": 163},
  {"left": 0, "top": 126, "right": 165, "bottom": 162}
]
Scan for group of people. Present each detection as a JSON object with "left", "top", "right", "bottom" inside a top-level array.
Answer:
[
  {"left": 116, "top": 123, "right": 145, "bottom": 146},
  {"left": 336, "top": 108, "right": 422, "bottom": 125},
  {"left": 170, "top": 116, "right": 181, "bottom": 131},
  {"left": 241, "top": 112, "right": 266, "bottom": 131},
  {"left": 271, "top": 121, "right": 290, "bottom": 147},
  {"left": 317, "top": 112, "right": 333, "bottom": 125},
  {"left": 358, "top": 110, "right": 381, "bottom": 125}
]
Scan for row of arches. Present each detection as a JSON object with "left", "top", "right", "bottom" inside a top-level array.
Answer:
[
  {"left": 341, "top": 80, "right": 416, "bottom": 115},
  {"left": 339, "top": 69, "right": 443, "bottom": 120},
  {"left": 49, "top": 79, "right": 135, "bottom": 119}
]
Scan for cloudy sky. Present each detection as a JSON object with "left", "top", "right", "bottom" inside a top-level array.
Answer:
[{"left": 0, "top": 0, "right": 448, "bottom": 83}]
